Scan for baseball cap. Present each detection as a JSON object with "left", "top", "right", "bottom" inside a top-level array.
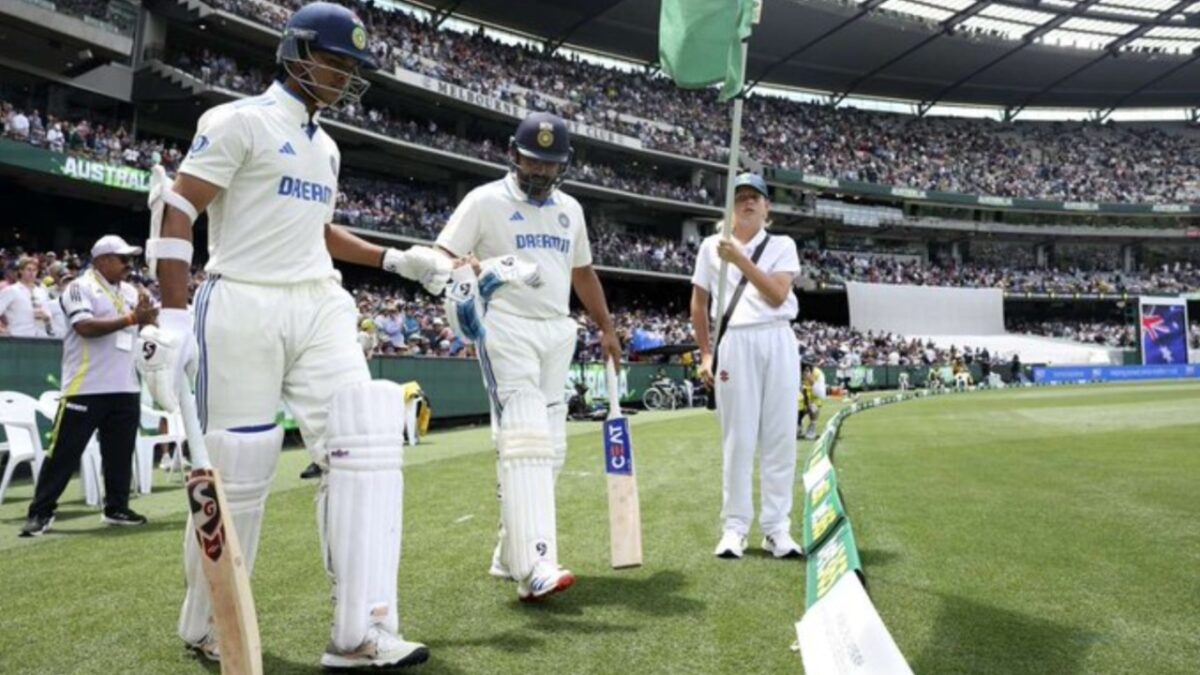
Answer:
[
  {"left": 733, "top": 172, "right": 769, "bottom": 198},
  {"left": 91, "top": 235, "right": 142, "bottom": 258}
]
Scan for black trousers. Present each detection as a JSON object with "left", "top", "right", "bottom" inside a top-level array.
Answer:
[{"left": 28, "top": 392, "right": 140, "bottom": 518}]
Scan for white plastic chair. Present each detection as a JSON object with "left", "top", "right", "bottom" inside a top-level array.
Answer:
[
  {"left": 0, "top": 391, "right": 46, "bottom": 506},
  {"left": 36, "top": 390, "right": 106, "bottom": 508},
  {"left": 137, "top": 406, "right": 185, "bottom": 492}
]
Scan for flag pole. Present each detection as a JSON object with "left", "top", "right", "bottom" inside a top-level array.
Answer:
[{"left": 711, "top": 38, "right": 751, "bottom": 359}]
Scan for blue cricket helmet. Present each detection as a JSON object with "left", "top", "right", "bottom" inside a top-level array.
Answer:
[
  {"left": 508, "top": 112, "right": 573, "bottom": 200},
  {"left": 511, "top": 112, "right": 572, "bottom": 164},
  {"left": 277, "top": 2, "right": 379, "bottom": 71}
]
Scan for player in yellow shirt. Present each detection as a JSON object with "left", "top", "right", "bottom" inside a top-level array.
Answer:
[{"left": 797, "top": 362, "right": 826, "bottom": 440}]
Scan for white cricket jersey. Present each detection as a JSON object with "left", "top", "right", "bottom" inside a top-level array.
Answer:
[
  {"left": 691, "top": 229, "right": 800, "bottom": 327},
  {"left": 59, "top": 270, "right": 140, "bottom": 395},
  {"left": 0, "top": 282, "right": 52, "bottom": 338},
  {"left": 437, "top": 174, "right": 592, "bottom": 319},
  {"left": 178, "top": 82, "right": 339, "bottom": 284}
]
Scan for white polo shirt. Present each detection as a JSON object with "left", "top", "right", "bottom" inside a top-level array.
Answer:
[
  {"left": 0, "top": 282, "right": 52, "bottom": 338},
  {"left": 58, "top": 270, "right": 140, "bottom": 396},
  {"left": 178, "top": 81, "right": 339, "bottom": 284},
  {"left": 437, "top": 174, "right": 592, "bottom": 319},
  {"left": 691, "top": 229, "right": 800, "bottom": 328}
]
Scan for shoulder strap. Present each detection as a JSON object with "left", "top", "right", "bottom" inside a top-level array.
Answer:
[{"left": 712, "top": 235, "right": 773, "bottom": 371}]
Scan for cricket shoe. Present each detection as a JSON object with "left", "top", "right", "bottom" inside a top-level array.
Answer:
[
  {"left": 185, "top": 634, "right": 220, "bottom": 662},
  {"left": 517, "top": 561, "right": 575, "bottom": 602},
  {"left": 320, "top": 625, "right": 429, "bottom": 669},
  {"left": 714, "top": 530, "right": 747, "bottom": 559},
  {"left": 18, "top": 513, "right": 54, "bottom": 538},
  {"left": 102, "top": 508, "right": 148, "bottom": 526},
  {"left": 762, "top": 531, "right": 804, "bottom": 559}
]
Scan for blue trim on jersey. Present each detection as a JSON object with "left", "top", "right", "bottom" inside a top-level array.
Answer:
[
  {"left": 193, "top": 277, "right": 217, "bottom": 431},
  {"left": 476, "top": 335, "right": 504, "bottom": 421},
  {"left": 228, "top": 423, "right": 277, "bottom": 434}
]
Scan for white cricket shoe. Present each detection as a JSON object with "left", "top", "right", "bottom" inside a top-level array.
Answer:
[
  {"left": 762, "top": 531, "right": 804, "bottom": 559},
  {"left": 320, "top": 625, "right": 429, "bottom": 669},
  {"left": 489, "top": 539, "right": 513, "bottom": 580},
  {"left": 517, "top": 561, "right": 575, "bottom": 602},
  {"left": 714, "top": 530, "right": 747, "bottom": 559}
]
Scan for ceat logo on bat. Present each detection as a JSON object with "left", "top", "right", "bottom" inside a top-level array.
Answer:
[{"left": 604, "top": 418, "right": 633, "bottom": 476}]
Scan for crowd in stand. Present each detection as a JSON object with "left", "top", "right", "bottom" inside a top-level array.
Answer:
[
  {"left": 37, "top": 0, "right": 136, "bottom": 33},
  {"left": 1, "top": 99, "right": 185, "bottom": 172},
  {"left": 590, "top": 231, "right": 698, "bottom": 276},
  {"left": 170, "top": 50, "right": 716, "bottom": 206},
  {"left": 1007, "top": 320, "right": 1138, "bottom": 348},
  {"left": 800, "top": 249, "right": 1200, "bottom": 295},
  {"left": 202, "top": 0, "right": 1200, "bottom": 204}
]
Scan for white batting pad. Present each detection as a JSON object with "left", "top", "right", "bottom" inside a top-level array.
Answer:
[
  {"left": 178, "top": 424, "right": 283, "bottom": 644},
  {"left": 498, "top": 425, "right": 557, "bottom": 581},
  {"left": 318, "top": 380, "right": 406, "bottom": 652}
]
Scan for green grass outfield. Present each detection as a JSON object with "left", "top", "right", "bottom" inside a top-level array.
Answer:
[{"left": 0, "top": 381, "right": 1197, "bottom": 674}]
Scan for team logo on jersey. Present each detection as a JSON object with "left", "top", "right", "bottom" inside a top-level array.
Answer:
[
  {"left": 189, "top": 135, "right": 210, "bottom": 156},
  {"left": 536, "top": 122, "right": 554, "bottom": 148},
  {"left": 719, "top": 370, "right": 730, "bottom": 383},
  {"left": 279, "top": 141, "right": 297, "bottom": 156},
  {"left": 509, "top": 211, "right": 524, "bottom": 222},
  {"left": 557, "top": 213, "right": 570, "bottom": 229},
  {"left": 351, "top": 25, "right": 367, "bottom": 50}
]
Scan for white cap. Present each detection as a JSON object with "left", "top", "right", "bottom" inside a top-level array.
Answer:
[{"left": 91, "top": 235, "right": 142, "bottom": 258}]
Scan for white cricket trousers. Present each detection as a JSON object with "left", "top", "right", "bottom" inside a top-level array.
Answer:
[
  {"left": 714, "top": 320, "right": 801, "bottom": 537},
  {"left": 193, "top": 274, "right": 369, "bottom": 456}
]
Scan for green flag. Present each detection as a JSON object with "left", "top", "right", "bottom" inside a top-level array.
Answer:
[{"left": 659, "top": 0, "right": 757, "bottom": 102}]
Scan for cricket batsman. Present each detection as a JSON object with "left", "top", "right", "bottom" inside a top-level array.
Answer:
[
  {"left": 436, "top": 111, "right": 621, "bottom": 601},
  {"left": 136, "top": 3, "right": 451, "bottom": 668}
]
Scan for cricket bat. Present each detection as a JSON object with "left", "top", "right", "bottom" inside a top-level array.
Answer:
[
  {"left": 179, "top": 390, "right": 263, "bottom": 675},
  {"left": 603, "top": 359, "right": 643, "bottom": 569}
]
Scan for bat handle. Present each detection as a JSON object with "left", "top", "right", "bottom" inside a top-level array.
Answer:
[
  {"left": 605, "top": 357, "right": 620, "bottom": 420},
  {"left": 178, "top": 385, "right": 212, "bottom": 470}
]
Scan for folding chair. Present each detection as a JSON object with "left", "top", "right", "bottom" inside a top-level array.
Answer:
[
  {"left": 0, "top": 391, "right": 46, "bottom": 506},
  {"left": 138, "top": 405, "right": 186, "bottom": 490}
]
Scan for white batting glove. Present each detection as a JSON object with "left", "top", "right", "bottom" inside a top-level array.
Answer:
[
  {"left": 478, "top": 255, "right": 542, "bottom": 299},
  {"left": 137, "top": 308, "right": 198, "bottom": 413},
  {"left": 382, "top": 246, "right": 453, "bottom": 296}
]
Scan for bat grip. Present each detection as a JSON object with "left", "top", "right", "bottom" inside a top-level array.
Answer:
[
  {"left": 605, "top": 358, "right": 620, "bottom": 420},
  {"left": 178, "top": 385, "right": 212, "bottom": 470}
]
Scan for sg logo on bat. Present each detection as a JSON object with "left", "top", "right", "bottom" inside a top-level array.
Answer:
[{"left": 604, "top": 418, "right": 634, "bottom": 476}]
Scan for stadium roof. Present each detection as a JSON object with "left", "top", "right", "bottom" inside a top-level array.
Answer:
[{"left": 413, "top": 0, "right": 1200, "bottom": 112}]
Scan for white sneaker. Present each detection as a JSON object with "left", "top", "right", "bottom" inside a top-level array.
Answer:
[
  {"left": 185, "top": 634, "right": 220, "bottom": 662},
  {"left": 320, "top": 625, "right": 429, "bottom": 669},
  {"left": 762, "top": 531, "right": 804, "bottom": 559},
  {"left": 714, "top": 530, "right": 747, "bottom": 559},
  {"left": 489, "top": 539, "right": 513, "bottom": 580},
  {"left": 517, "top": 561, "right": 575, "bottom": 602}
]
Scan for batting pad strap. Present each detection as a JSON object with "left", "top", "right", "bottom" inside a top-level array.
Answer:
[{"left": 320, "top": 381, "right": 406, "bottom": 651}]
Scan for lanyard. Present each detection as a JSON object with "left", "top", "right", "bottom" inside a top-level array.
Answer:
[{"left": 91, "top": 269, "right": 127, "bottom": 314}]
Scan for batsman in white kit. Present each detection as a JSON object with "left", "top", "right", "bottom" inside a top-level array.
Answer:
[
  {"left": 690, "top": 173, "right": 804, "bottom": 561},
  {"left": 437, "top": 112, "right": 622, "bottom": 601},
  {"left": 136, "top": 3, "right": 451, "bottom": 668}
]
